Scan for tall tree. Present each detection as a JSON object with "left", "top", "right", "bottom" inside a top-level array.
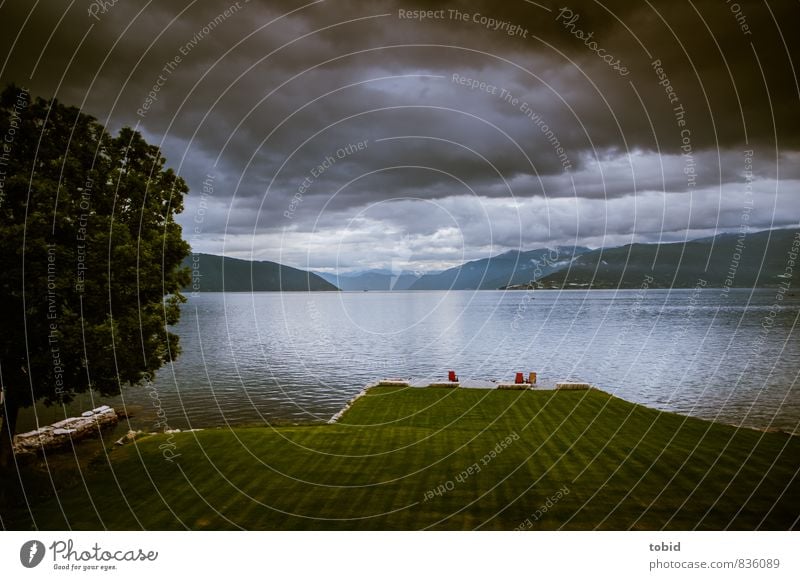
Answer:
[{"left": 0, "top": 85, "right": 190, "bottom": 475}]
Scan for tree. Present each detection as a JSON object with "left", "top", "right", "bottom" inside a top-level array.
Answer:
[{"left": 0, "top": 85, "right": 190, "bottom": 477}]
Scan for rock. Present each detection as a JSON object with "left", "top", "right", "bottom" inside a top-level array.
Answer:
[
  {"left": 115, "top": 430, "right": 142, "bottom": 446},
  {"left": 16, "top": 428, "right": 45, "bottom": 438},
  {"left": 328, "top": 384, "right": 375, "bottom": 424},
  {"left": 556, "top": 382, "right": 592, "bottom": 390},
  {"left": 52, "top": 428, "right": 77, "bottom": 435},
  {"left": 377, "top": 379, "right": 411, "bottom": 387},
  {"left": 13, "top": 405, "right": 120, "bottom": 455}
]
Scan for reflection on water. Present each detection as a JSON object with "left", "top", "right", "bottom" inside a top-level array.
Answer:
[{"left": 19, "top": 289, "right": 800, "bottom": 433}]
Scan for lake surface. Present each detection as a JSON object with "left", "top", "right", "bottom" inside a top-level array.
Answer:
[{"left": 22, "top": 289, "right": 800, "bottom": 433}]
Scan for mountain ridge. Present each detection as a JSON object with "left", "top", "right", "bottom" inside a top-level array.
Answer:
[
  {"left": 183, "top": 253, "right": 339, "bottom": 292},
  {"left": 409, "top": 246, "right": 592, "bottom": 290},
  {"left": 315, "top": 270, "right": 421, "bottom": 291},
  {"left": 183, "top": 228, "right": 799, "bottom": 292},
  {"left": 536, "top": 228, "right": 800, "bottom": 289}
]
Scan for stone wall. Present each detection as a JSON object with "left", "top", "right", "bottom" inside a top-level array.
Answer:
[{"left": 14, "top": 405, "right": 119, "bottom": 455}]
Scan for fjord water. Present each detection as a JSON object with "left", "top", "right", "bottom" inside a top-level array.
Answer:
[{"left": 105, "top": 288, "right": 798, "bottom": 433}]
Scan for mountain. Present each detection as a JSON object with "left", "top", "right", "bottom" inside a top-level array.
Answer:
[
  {"left": 183, "top": 228, "right": 799, "bottom": 293},
  {"left": 316, "top": 270, "right": 421, "bottom": 291},
  {"left": 409, "top": 246, "right": 592, "bottom": 290},
  {"left": 536, "top": 228, "right": 800, "bottom": 289},
  {"left": 183, "top": 253, "right": 338, "bottom": 292}
]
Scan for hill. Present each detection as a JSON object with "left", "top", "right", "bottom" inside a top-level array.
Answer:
[
  {"left": 537, "top": 228, "right": 800, "bottom": 289},
  {"left": 409, "top": 246, "right": 591, "bottom": 290},
  {"left": 183, "top": 253, "right": 338, "bottom": 292},
  {"left": 316, "top": 270, "right": 421, "bottom": 291}
]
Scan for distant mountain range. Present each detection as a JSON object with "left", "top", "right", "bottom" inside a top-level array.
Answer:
[
  {"left": 183, "top": 253, "right": 338, "bottom": 292},
  {"left": 184, "top": 228, "right": 799, "bottom": 292},
  {"left": 408, "top": 246, "right": 591, "bottom": 290},
  {"left": 536, "top": 228, "right": 799, "bottom": 289},
  {"left": 315, "top": 270, "right": 422, "bottom": 291}
]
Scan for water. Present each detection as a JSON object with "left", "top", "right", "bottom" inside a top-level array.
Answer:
[{"left": 21, "top": 288, "right": 800, "bottom": 433}]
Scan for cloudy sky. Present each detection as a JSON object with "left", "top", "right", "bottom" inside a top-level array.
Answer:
[{"left": 2, "top": 0, "right": 798, "bottom": 273}]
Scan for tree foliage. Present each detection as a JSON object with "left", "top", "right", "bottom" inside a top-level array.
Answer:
[{"left": 0, "top": 85, "right": 190, "bottom": 461}]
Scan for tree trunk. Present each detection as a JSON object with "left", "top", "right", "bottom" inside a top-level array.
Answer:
[
  {"left": 0, "top": 397, "right": 17, "bottom": 471},
  {"left": 0, "top": 395, "right": 19, "bottom": 515}
]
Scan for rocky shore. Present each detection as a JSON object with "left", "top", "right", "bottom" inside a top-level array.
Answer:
[{"left": 13, "top": 405, "right": 120, "bottom": 455}]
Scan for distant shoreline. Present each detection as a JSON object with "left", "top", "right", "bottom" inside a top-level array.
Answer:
[{"left": 184, "top": 286, "right": 792, "bottom": 292}]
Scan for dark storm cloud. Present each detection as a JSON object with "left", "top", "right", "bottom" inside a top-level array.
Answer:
[{"left": 1, "top": 0, "right": 797, "bottom": 268}]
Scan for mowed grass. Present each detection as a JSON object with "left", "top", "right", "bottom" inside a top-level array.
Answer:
[{"left": 6, "top": 387, "right": 799, "bottom": 530}]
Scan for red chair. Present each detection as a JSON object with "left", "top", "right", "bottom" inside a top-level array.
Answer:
[
  {"left": 515, "top": 372, "right": 524, "bottom": 384},
  {"left": 448, "top": 370, "right": 458, "bottom": 382}
]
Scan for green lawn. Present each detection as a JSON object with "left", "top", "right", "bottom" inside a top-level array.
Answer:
[{"left": 5, "top": 387, "right": 799, "bottom": 530}]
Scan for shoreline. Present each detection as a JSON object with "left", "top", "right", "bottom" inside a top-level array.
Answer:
[
  {"left": 7, "top": 385, "right": 799, "bottom": 530},
  {"left": 323, "top": 381, "right": 799, "bottom": 437},
  {"left": 15, "top": 379, "right": 797, "bottom": 460}
]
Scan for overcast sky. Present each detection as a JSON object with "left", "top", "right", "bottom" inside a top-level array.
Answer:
[{"left": 2, "top": 0, "right": 798, "bottom": 272}]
